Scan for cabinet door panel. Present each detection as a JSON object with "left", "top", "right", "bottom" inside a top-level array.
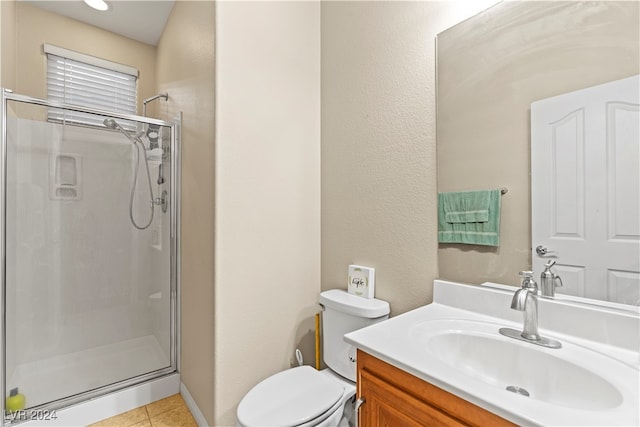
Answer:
[
  {"left": 360, "top": 370, "right": 465, "bottom": 427},
  {"left": 357, "top": 350, "right": 515, "bottom": 427}
]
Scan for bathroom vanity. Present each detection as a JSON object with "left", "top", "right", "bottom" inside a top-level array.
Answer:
[{"left": 344, "top": 280, "right": 640, "bottom": 426}]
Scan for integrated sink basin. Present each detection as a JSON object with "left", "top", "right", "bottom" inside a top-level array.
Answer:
[
  {"left": 344, "top": 280, "right": 640, "bottom": 426},
  {"left": 412, "top": 319, "right": 628, "bottom": 411}
]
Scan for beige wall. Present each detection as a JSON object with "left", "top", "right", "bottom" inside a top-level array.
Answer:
[
  {"left": 437, "top": 1, "right": 640, "bottom": 287},
  {"left": 215, "top": 1, "right": 320, "bottom": 425},
  {"left": 13, "top": 3, "right": 156, "bottom": 113},
  {"left": 321, "top": 1, "right": 497, "bottom": 315},
  {"left": 1, "top": 0, "right": 17, "bottom": 90},
  {"left": 155, "top": 2, "right": 216, "bottom": 425}
]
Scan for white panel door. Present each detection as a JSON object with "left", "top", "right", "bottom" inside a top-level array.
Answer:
[{"left": 531, "top": 75, "right": 640, "bottom": 305}]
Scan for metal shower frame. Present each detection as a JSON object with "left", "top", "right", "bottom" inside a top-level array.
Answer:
[{"left": 0, "top": 88, "right": 181, "bottom": 425}]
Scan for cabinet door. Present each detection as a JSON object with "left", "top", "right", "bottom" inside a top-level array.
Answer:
[
  {"left": 359, "top": 369, "right": 465, "bottom": 427},
  {"left": 356, "top": 350, "right": 515, "bottom": 427}
]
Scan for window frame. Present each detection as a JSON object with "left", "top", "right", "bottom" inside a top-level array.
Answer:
[{"left": 44, "top": 44, "right": 139, "bottom": 128}]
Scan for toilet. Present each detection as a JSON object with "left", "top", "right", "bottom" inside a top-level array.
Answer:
[{"left": 236, "top": 289, "right": 390, "bottom": 427}]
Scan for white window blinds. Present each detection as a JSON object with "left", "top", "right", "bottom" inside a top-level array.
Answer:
[{"left": 45, "top": 45, "right": 138, "bottom": 128}]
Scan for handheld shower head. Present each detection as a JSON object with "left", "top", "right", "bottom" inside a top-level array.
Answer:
[
  {"left": 103, "top": 118, "right": 118, "bottom": 129},
  {"left": 103, "top": 118, "right": 139, "bottom": 145},
  {"left": 105, "top": 117, "right": 157, "bottom": 230}
]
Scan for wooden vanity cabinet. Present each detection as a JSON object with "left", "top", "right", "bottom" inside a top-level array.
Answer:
[{"left": 356, "top": 350, "right": 515, "bottom": 427}]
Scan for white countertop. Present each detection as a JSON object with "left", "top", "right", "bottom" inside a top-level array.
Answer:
[{"left": 344, "top": 280, "right": 640, "bottom": 426}]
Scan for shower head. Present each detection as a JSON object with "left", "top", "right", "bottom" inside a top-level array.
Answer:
[
  {"left": 103, "top": 118, "right": 139, "bottom": 145},
  {"left": 103, "top": 118, "right": 118, "bottom": 129}
]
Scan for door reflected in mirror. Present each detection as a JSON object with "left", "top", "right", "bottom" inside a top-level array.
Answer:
[{"left": 531, "top": 75, "right": 639, "bottom": 306}]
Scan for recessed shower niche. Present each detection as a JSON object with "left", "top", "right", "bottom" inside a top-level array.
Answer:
[{"left": 50, "top": 153, "right": 82, "bottom": 200}]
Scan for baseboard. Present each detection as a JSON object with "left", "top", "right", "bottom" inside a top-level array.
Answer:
[
  {"left": 20, "top": 374, "right": 180, "bottom": 426},
  {"left": 180, "top": 382, "right": 209, "bottom": 427}
]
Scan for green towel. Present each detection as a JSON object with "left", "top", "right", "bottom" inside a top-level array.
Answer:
[{"left": 438, "top": 189, "right": 501, "bottom": 246}]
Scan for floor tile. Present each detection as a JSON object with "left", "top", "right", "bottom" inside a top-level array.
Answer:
[
  {"left": 149, "top": 405, "right": 197, "bottom": 427},
  {"left": 145, "top": 394, "right": 187, "bottom": 418},
  {"left": 88, "top": 406, "right": 149, "bottom": 427}
]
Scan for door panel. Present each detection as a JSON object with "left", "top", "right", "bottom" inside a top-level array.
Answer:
[
  {"left": 359, "top": 369, "right": 464, "bottom": 427},
  {"left": 531, "top": 75, "right": 640, "bottom": 305}
]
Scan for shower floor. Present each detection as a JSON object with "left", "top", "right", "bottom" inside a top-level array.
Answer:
[{"left": 7, "top": 335, "right": 170, "bottom": 410}]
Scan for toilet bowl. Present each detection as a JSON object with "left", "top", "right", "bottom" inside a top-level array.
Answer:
[
  {"left": 236, "top": 367, "right": 355, "bottom": 427},
  {"left": 236, "top": 290, "right": 390, "bottom": 427}
]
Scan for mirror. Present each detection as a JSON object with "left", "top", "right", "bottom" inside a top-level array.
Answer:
[{"left": 436, "top": 1, "right": 639, "bottom": 307}]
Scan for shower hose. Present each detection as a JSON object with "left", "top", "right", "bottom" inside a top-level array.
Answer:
[{"left": 130, "top": 139, "right": 155, "bottom": 230}]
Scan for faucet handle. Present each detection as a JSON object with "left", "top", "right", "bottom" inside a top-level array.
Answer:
[
  {"left": 519, "top": 270, "right": 534, "bottom": 279},
  {"left": 518, "top": 271, "right": 538, "bottom": 291},
  {"left": 542, "top": 260, "right": 563, "bottom": 289}
]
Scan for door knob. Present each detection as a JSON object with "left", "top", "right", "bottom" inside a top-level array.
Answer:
[{"left": 536, "top": 245, "right": 557, "bottom": 256}]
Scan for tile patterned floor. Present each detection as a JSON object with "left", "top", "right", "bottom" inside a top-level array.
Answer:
[{"left": 89, "top": 394, "right": 197, "bottom": 427}]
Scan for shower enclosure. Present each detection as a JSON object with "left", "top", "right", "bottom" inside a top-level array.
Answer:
[{"left": 0, "top": 89, "right": 180, "bottom": 424}]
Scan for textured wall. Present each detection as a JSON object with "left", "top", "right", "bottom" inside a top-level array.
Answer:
[
  {"left": 321, "top": 1, "right": 496, "bottom": 315},
  {"left": 215, "top": 2, "right": 321, "bottom": 425},
  {"left": 155, "top": 2, "right": 216, "bottom": 424},
  {"left": 0, "top": 0, "right": 16, "bottom": 90},
  {"left": 13, "top": 3, "right": 157, "bottom": 114}
]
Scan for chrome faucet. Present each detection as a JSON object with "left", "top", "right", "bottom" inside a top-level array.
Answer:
[
  {"left": 512, "top": 271, "right": 540, "bottom": 340},
  {"left": 540, "top": 260, "right": 563, "bottom": 297},
  {"left": 499, "top": 271, "right": 561, "bottom": 349}
]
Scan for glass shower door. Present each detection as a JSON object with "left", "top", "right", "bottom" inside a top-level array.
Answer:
[{"left": 2, "top": 94, "right": 178, "bottom": 421}]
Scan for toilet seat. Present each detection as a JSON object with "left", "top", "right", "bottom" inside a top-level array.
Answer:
[{"left": 236, "top": 366, "right": 345, "bottom": 427}]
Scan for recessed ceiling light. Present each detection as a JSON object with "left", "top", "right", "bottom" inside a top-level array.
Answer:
[{"left": 83, "top": 0, "right": 110, "bottom": 11}]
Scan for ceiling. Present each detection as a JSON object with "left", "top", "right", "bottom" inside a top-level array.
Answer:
[{"left": 20, "top": 0, "right": 175, "bottom": 46}]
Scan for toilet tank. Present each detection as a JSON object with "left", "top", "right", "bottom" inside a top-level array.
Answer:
[{"left": 319, "top": 289, "right": 390, "bottom": 382}]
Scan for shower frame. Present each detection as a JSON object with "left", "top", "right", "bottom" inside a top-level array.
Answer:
[{"left": 0, "top": 88, "right": 181, "bottom": 425}]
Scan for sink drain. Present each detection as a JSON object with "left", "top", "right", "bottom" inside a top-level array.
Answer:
[{"left": 506, "top": 385, "right": 530, "bottom": 397}]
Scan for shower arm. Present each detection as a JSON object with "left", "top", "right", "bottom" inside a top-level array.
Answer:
[{"left": 142, "top": 93, "right": 169, "bottom": 117}]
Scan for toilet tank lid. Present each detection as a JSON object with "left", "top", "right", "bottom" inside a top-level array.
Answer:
[{"left": 319, "top": 289, "right": 390, "bottom": 318}]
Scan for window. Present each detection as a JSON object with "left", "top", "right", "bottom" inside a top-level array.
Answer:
[{"left": 45, "top": 44, "right": 138, "bottom": 128}]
